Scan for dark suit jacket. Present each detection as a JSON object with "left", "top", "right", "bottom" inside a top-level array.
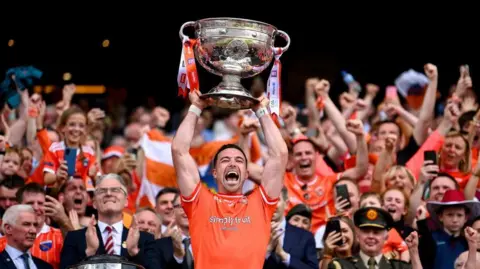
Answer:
[
  {"left": 144, "top": 237, "right": 194, "bottom": 269},
  {"left": 328, "top": 255, "right": 412, "bottom": 269},
  {"left": 0, "top": 250, "right": 53, "bottom": 269},
  {"left": 59, "top": 225, "right": 154, "bottom": 269},
  {"left": 263, "top": 223, "right": 318, "bottom": 269}
]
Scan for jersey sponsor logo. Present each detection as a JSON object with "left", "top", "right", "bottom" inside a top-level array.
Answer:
[{"left": 209, "top": 216, "right": 252, "bottom": 231}]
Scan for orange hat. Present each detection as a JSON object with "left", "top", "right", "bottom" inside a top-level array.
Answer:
[
  {"left": 291, "top": 134, "right": 309, "bottom": 144},
  {"left": 344, "top": 154, "right": 378, "bottom": 169},
  {"left": 102, "top": 146, "right": 125, "bottom": 161}
]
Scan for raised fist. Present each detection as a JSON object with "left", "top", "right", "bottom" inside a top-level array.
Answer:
[{"left": 424, "top": 63, "right": 438, "bottom": 80}]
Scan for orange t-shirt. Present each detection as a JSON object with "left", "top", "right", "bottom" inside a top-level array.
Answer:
[
  {"left": 284, "top": 172, "right": 338, "bottom": 234},
  {"left": 43, "top": 141, "right": 96, "bottom": 185},
  {"left": 382, "top": 228, "right": 408, "bottom": 255},
  {"left": 181, "top": 182, "right": 278, "bottom": 269},
  {"left": 0, "top": 224, "right": 63, "bottom": 269}
]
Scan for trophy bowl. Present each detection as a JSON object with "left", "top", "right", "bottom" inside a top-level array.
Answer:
[
  {"left": 67, "top": 254, "right": 145, "bottom": 269},
  {"left": 180, "top": 17, "right": 290, "bottom": 109}
]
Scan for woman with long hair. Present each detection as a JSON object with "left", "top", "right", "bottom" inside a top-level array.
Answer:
[{"left": 320, "top": 216, "right": 358, "bottom": 269}]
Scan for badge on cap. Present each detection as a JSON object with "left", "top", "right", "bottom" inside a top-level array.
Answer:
[
  {"left": 366, "top": 209, "right": 377, "bottom": 220},
  {"left": 122, "top": 241, "right": 127, "bottom": 248}
]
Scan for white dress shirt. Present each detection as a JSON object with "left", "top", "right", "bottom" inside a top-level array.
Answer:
[
  {"left": 97, "top": 220, "right": 124, "bottom": 255},
  {"left": 359, "top": 251, "right": 383, "bottom": 269},
  {"left": 5, "top": 244, "right": 37, "bottom": 269},
  {"left": 161, "top": 224, "right": 167, "bottom": 234}
]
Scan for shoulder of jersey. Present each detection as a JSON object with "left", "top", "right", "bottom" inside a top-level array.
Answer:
[
  {"left": 49, "top": 141, "right": 65, "bottom": 152},
  {"left": 81, "top": 145, "right": 95, "bottom": 155}
]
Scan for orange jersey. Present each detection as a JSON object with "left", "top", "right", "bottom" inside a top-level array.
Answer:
[
  {"left": 284, "top": 172, "right": 338, "bottom": 233},
  {"left": 43, "top": 141, "right": 96, "bottom": 183},
  {"left": 0, "top": 224, "right": 63, "bottom": 269},
  {"left": 181, "top": 182, "right": 278, "bottom": 269}
]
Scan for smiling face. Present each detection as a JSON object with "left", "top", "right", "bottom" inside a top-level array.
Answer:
[
  {"left": 213, "top": 147, "right": 248, "bottom": 194},
  {"left": 62, "top": 113, "right": 87, "bottom": 147},
  {"left": 382, "top": 189, "right": 407, "bottom": 222},
  {"left": 335, "top": 219, "right": 355, "bottom": 253},
  {"left": 292, "top": 141, "right": 316, "bottom": 181},
  {"left": 385, "top": 167, "right": 414, "bottom": 195},
  {"left": 93, "top": 177, "right": 128, "bottom": 216},
  {"left": 356, "top": 227, "right": 387, "bottom": 257}
]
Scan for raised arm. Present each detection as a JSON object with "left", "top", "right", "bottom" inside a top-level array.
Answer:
[
  {"left": 171, "top": 91, "right": 206, "bottom": 197},
  {"left": 256, "top": 96, "right": 289, "bottom": 198},
  {"left": 317, "top": 80, "right": 358, "bottom": 154},
  {"left": 413, "top": 64, "right": 438, "bottom": 145},
  {"left": 341, "top": 119, "right": 368, "bottom": 181}
]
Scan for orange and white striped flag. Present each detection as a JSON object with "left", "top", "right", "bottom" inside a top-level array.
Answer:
[{"left": 136, "top": 129, "right": 177, "bottom": 208}]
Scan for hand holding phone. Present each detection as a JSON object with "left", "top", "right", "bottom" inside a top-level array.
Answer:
[
  {"left": 64, "top": 147, "right": 77, "bottom": 177},
  {"left": 335, "top": 184, "right": 352, "bottom": 210},
  {"left": 56, "top": 160, "right": 69, "bottom": 183},
  {"left": 424, "top": 150, "right": 437, "bottom": 165},
  {"left": 324, "top": 218, "right": 343, "bottom": 247},
  {"left": 385, "top": 86, "right": 398, "bottom": 101}
]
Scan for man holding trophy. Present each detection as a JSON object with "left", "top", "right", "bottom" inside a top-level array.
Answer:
[{"left": 173, "top": 17, "right": 290, "bottom": 268}]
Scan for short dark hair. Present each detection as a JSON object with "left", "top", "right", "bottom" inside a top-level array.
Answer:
[
  {"left": 374, "top": 120, "right": 402, "bottom": 138},
  {"left": 173, "top": 193, "right": 180, "bottom": 205},
  {"left": 430, "top": 173, "right": 460, "bottom": 190},
  {"left": 472, "top": 215, "right": 480, "bottom": 224},
  {"left": 0, "top": 175, "right": 25, "bottom": 190},
  {"left": 58, "top": 177, "right": 84, "bottom": 194},
  {"left": 212, "top": 144, "right": 248, "bottom": 168},
  {"left": 459, "top": 110, "right": 477, "bottom": 131},
  {"left": 16, "top": 183, "right": 45, "bottom": 203},
  {"left": 437, "top": 204, "right": 470, "bottom": 216},
  {"left": 155, "top": 187, "right": 180, "bottom": 203}
]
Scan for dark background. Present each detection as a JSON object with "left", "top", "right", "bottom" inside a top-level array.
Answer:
[{"left": 1, "top": 7, "right": 478, "bottom": 114}]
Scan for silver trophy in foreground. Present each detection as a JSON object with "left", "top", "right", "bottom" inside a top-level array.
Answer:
[{"left": 178, "top": 17, "right": 290, "bottom": 109}]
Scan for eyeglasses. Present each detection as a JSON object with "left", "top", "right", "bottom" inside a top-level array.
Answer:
[{"left": 95, "top": 187, "right": 126, "bottom": 196}]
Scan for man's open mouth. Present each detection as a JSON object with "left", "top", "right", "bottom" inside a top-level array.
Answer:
[
  {"left": 226, "top": 171, "right": 239, "bottom": 182},
  {"left": 299, "top": 162, "right": 310, "bottom": 169}
]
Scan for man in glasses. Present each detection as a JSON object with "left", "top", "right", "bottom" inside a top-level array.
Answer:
[{"left": 59, "top": 173, "right": 154, "bottom": 269}]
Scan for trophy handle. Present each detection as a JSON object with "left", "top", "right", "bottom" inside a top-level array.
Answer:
[
  {"left": 273, "top": 30, "right": 291, "bottom": 53},
  {"left": 179, "top": 21, "right": 196, "bottom": 40}
]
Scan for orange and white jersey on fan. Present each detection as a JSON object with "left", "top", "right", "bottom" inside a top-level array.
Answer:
[
  {"left": 284, "top": 172, "right": 340, "bottom": 234},
  {"left": 43, "top": 141, "right": 96, "bottom": 182}
]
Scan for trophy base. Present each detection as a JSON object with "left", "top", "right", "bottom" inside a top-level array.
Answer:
[{"left": 200, "top": 75, "right": 259, "bottom": 110}]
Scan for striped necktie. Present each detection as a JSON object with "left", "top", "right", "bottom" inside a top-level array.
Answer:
[{"left": 104, "top": 226, "right": 115, "bottom": 255}]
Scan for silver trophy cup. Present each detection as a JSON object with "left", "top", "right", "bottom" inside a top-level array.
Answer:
[{"left": 179, "top": 17, "right": 290, "bottom": 109}]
